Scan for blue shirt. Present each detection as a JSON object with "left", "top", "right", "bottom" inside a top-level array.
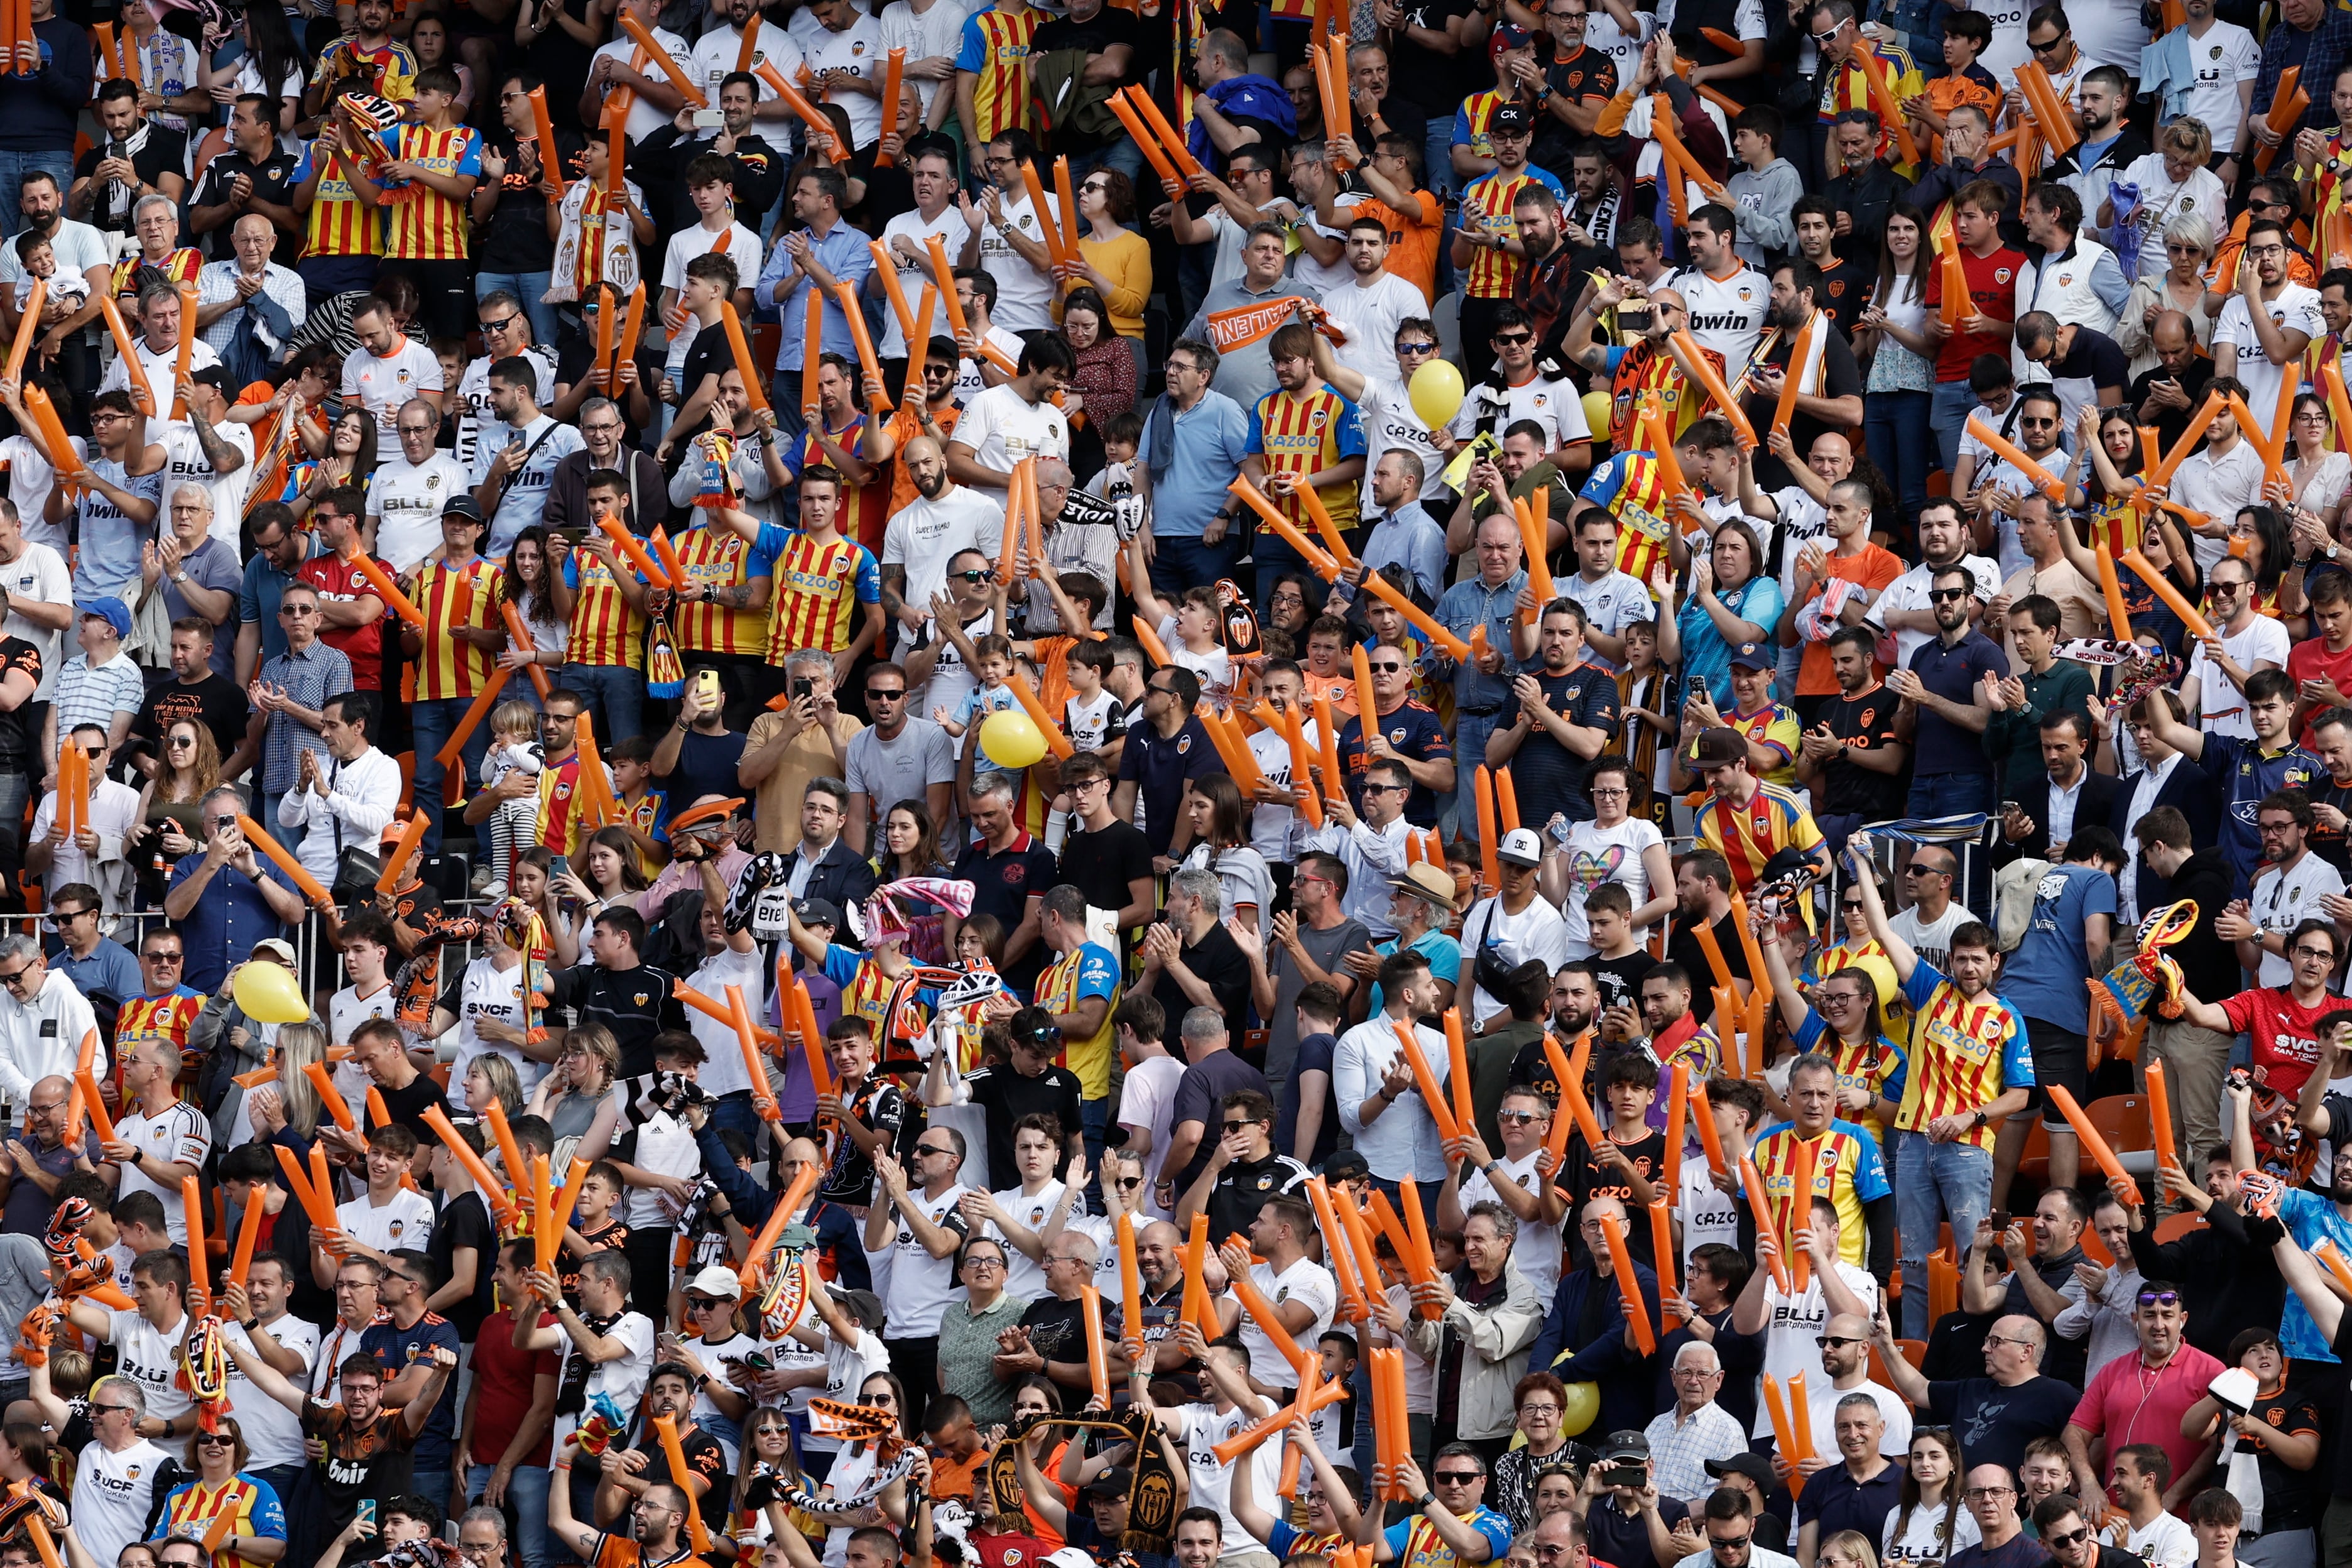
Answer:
[
  {"left": 238, "top": 531, "right": 322, "bottom": 668},
  {"left": 381, "top": 1309, "right": 464, "bottom": 1463},
  {"left": 1906, "top": 628, "right": 2008, "bottom": 777},
  {"left": 1118, "top": 716, "right": 1219, "bottom": 855},
  {"left": 1369, "top": 929, "right": 1463, "bottom": 1015},
  {"left": 1341, "top": 700, "right": 1452, "bottom": 827},
  {"left": 2197, "top": 734, "right": 2323, "bottom": 893},
  {"left": 1362, "top": 503, "right": 1448, "bottom": 606},
  {"left": 255, "top": 641, "right": 355, "bottom": 795},
  {"left": 1994, "top": 864, "right": 2117, "bottom": 1033},
  {"left": 1675, "top": 574, "right": 1784, "bottom": 712},
  {"left": 1138, "top": 390, "right": 1252, "bottom": 540},
  {"left": 166, "top": 853, "right": 296, "bottom": 994},
  {"left": 1436, "top": 571, "right": 1527, "bottom": 711},
  {"left": 2278, "top": 1185, "right": 2352, "bottom": 1361},
  {"left": 46, "top": 937, "right": 142, "bottom": 1009},
  {"left": 1383, "top": 1505, "right": 1513, "bottom": 1568},
  {"left": 756, "top": 219, "right": 876, "bottom": 371},
  {"left": 73, "top": 459, "right": 165, "bottom": 601}
]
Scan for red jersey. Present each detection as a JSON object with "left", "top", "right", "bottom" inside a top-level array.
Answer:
[
  {"left": 2289, "top": 636, "right": 2352, "bottom": 747},
  {"left": 468, "top": 1307, "right": 558, "bottom": 1466},
  {"left": 1928, "top": 245, "right": 2024, "bottom": 381},
  {"left": 2220, "top": 987, "right": 2341, "bottom": 1104},
  {"left": 298, "top": 552, "right": 391, "bottom": 686}
]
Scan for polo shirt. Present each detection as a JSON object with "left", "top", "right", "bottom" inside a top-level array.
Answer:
[
  {"left": 1906, "top": 628, "right": 2007, "bottom": 778},
  {"left": 2067, "top": 1344, "right": 2226, "bottom": 1491},
  {"left": 1136, "top": 389, "right": 1252, "bottom": 540},
  {"left": 1341, "top": 700, "right": 1452, "bottom": 827},
  {"left": 1794, "top": 1462, "right": 1902, "bottom": 1539},
  {"left": 1118, "top": 716, "right": 1219, "bottom": 855},
  {"left": 952, "top": 828, "right": 1058, "bottom": 989},
  {"left": 236, "top": 531, "right": 321, "bottom": 668}
]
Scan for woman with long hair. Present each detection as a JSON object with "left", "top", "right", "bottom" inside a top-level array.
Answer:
[
  {"left": 1074, "top": 169, "right": 1150, "bottom": 340},
  {"left": 1821, "top": 1532, "right": 1883, "bottom": 1568},
  {"left": 1858, "top": 203, "right": 1936, "bottom": 522},
  {"left": 130, "top": 719, "right": 222, "bottom": 905},
  {"left": 551, "top": 828, "right": 648, "bottom": 938},
  {"left": 2066, "top": 405, "right": 2148, "bottom": 558},
  {"left": 729, "top": 1406, "right": 827, "bottom": 1547},
  {"left": 812, "top": 1370, "right": 917, "bottom": 1542},
  {"left": 406, "top": 14, "right": 477, "bottom": 119},
  {"left": 462, "top": 1052, "right": 526, "bottom": 1124},
  {"left": 873, "top": 801, "right": 952, "bottom": 963},
  {"left": 2280, "top": 392, "right": 2350, "bottom": 528},
  {"left": 1179, "top": 773, "right": 1273, "bottom": 935},
  {"left": 2221, "top": 503, "right": 2294, "bottom": 625},
  {"left": 526, "top": 1021, "right": 619, "bottom": 1165},
  {"left": 1881, "top": 1429, "right": 1974, "bottom": 1567},
  {"left": 288, "top": 408, "right": 376, "bottom": 523},
  {"left": 200, "top": 1, "right": 308, "bottom": 134},
  {"left": 499, "top": 526, "right": 569, "bottom": 689},
  {"left": 244, "top": 1018, "right": 327, "bottom": 1151},
  {"left": 2115, "top": 210, "right": 2218, "bottom": 376}
]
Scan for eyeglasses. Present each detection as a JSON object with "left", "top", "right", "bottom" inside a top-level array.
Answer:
[
  {"left": 1592, "top": 787, "right": 1628, "bottom": 798},
  {"left": 145, "top": 952, "right": 182, "bottom": 964},
  {"left": 280, "top": 604, "right": 316, "bottom": 617},
  {"left": 396, "top": 422, "right": 435, "bottom": 435},
  {"left": 0, "top": 967, "right": 33, "bottom": 993},
  {"left": 1927, "top": 587, "right": 1969, "bottom": 602},
  {"left": 964, "top": 1255, "right": 1006, "bottom": 1270},
  {"left": 1966, "top": 1486, "right": 2015, "bottom": 1499},
  {"left": 2295, "top": 945, "right": 2336, "bottom": 960},
  {"left": 1981, "top": 1334, "right": 2034, "bottom": 1349}
]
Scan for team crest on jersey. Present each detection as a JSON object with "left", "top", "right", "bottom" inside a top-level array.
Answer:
[
  {"left": 1738, "top": 287, "right": 1753, "bottom": 300},
  {"left": 634, "top": 992, "right": 650, "bottom": 1006},
  {"left": 1177, "top": 734, "right": 1191, "bottom": 753},
  {"left": 1388, "top": 726, "right": 1408, "bottom": 744},
  {"left": 2212, "top": 43, "right": 2224, "bottom": 56},
  {"left": 1274, "top": 1283, "right": 1289, "bottom": 1300},
  {"left": 1995, "top": 267, "right": 2014, "bottom": 283},
  {"left": 426, "top": 473, "right": 440, "bottom": 488},
  {"left": 389, "top": 1221, "right": 405, "bottom": 1239},
  {"left": 2058, "top": 273, "right": 2074, "bottom": 286},
  {"left": 852, "top": 39, "right": 867, "bottom": 52}
]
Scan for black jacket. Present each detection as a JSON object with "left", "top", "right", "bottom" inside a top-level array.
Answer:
[
  {"left": 634, "top": 126, "right": 790, "bottom": 246},
  {"left": 2112, "top": 767, "right": 2223, "bottom": 925},
  {"left": 2127, "top": 1200, "right": 2285, "bottom": 1361},
  {"left": 1996, "top": 768, "right": 2125, "bottom": 866},
  {"left": 792, "top": 834, "right": 879, "bottom": 915},
  {"left": 2152, "top": 844, "right": 2238, "bottom": 1001}
]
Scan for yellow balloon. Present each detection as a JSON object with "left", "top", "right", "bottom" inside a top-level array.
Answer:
[
  {"left": 1408, "top": 359, "right": 1466, "bottom": 432},
  {"left": 981, "top": 708, "right": 1049, "bottom": 770},
  {"left": 232, "top": 960, "right": 310, "bottom": 1025},
  {"left": 1582, "top": 389, "right": 1613, "bottom": 445},
  {"left": 1560, "top": 1381, "right": 1601, "bottom": 1437}
]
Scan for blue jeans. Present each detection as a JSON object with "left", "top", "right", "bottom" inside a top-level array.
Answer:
[
  {"left": 558, "top": 662, "right": 643, "bottom": 746},
  {"left": 1896, "top": 1130, "right": 1993, "bottom": 1338},
  {"left": 1068, "top": 140, "right": 1145, "bottom": 190},
  {"left": 298, "top": 254, "right": 381, "bottom": 302},
  {"left": 475, "top": 271, "right": 559, "bottom": 349},
  {"left": 1450, "top": 709, "right": 1503, "bottom": 849},
  {"left": 709, "top": 1087, "right": 764, "bottom": 1148},
  {"left": 1931, "top": 378, "right": 1979, "bottom": 475},
  {"left": 1905, "top": 770, "right": 1996, "bottom": 820},
  {"left": 411, "top": 1463, "right": 452, "bottom": 1523},
  {"left": 1865, "top": 388, "right": 1935, "bottom": 526},
  {"left": 468, "top": 1460, "right": 553, "bottom": 1568},
  {"left": 0, "top": 153, "right": 74, "bottom": 239},
  {"left": 1081, "top": 1098, "right": 1108, "bottom": 1213},
  {"left": 410, "top": 696, "right": 490, "bottom": 857},
  {"left": 1149, "top": 531, "right": 1247, "bottom": 599}
]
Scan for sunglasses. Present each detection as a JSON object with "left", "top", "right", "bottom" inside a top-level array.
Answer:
[
  {"left": 867, "top": 689, "right": 907, "bottom": 701},
  {"left": 951, "top": 569, "right": 994, "bottom": 582},
  {"left": 2045, "top": 1530, "right": 2090, "bottom": 1549},
  {"left": 2137, "top": 1289, "right": 2181, "bottom": 1307},
  {"left": 2028, "top": 33, "right": 2067, "bottom": 50},
  {"left": 1498, "top": 1109, "right": 1542, "bottom": 1123},
  {"left": 1494, "top": 332, "right": 1533, "bottom": 347},
  {"left": 1928, "top": 588, "right": 1969, "bottom": 602},
  {"left": 1434, "top": 1471, "right": 1483, "bottom": 1484},
  {"left": 1815, "top": 1334, "right": 1864, "bottom": 1349},
  {"left": 1368, "top": 662, "right": 1405, "bottom": 674}
]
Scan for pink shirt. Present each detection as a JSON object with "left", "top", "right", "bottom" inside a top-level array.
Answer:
[{"left": 2068, "top": 1342, "right": 2226, "bottom": 1508}]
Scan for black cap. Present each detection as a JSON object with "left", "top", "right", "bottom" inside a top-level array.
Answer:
[
  {"left": 1489, "top": 100, "right": 1535, "bottom": 134},
  {"left": 441, "top": 492, "right": 484, "bottom": 522},
  {"left": 1706, "top": 1452, "right": 1775, "bottom": 1488},
  {"left": 1598, "top": 1430, "right": 1650, "bottom": 1462},
  {"left": 796, "top": 897, "right": 844, "bottom": 928},
  {"left": 1084, "top": 1466, "right": 1133, "bottom": 1499},
  {"left": 1321, "top": 1150, "right": 1371, "bottom": 1184}
]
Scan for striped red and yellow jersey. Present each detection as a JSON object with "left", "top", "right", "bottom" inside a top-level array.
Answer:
[
  {"left": 310, "top": 35, "right": 418, "bottom": 100},
  {"left": 669, "top": 521, "right": 784, "bottom": 658},
  {"left": 1452, "top": 90, "right": 1517, "bottom": 161},
  {"left": 1894, "top": 961, "right": 2035, "bottom": 1152},
  {"left": 954, "top": 4, "right": 1040, "bottom": 143},
  {"left": 1247, "top": 383, "right": 1369, "bottom": 531},
  {"left": 1457, "top": 166, "right": 1565, "bottom": 299},
  {"left": 112, "top": 248, "right": 202, "bottom": 298},
  {"left": 2085, "top": 491, "right": 2142, "bottom": 562},
  {"left": 1693, "top": 780, "right": 1824, "bottom": 893},
  {"left": 156, "top": 1475, "right": 286, "bottom": 1568},
  {"left": 754, "top": 523, "right": 883, "bottom": 660},
  {"left": 1604, "top": 338, "right": 1717, "bottom": 450},
  {"left": 536, "top": 750, "right": 593, "bottom": 859},
  {"left": 1747, "top": 1119, "right": 1893, "bottom": 1267},
  {"left": 568, "top": 189, "right": 631, "bottom": 297},
  {"left": 562, "top": 548, "right": 646, "bottom": 670},
  {"left": 292, "top": 143, "right": 380, "bottom": 259},
  {"left": 376, "top": 124, "right": 483, "bottom": 261},
  {"left": 1577, "top": 449, "right": 1675, "bottom": 588},
  {"left": 116, "top": 986, "right": 204, "bottom": 1055},
  {"left": 413, "top": 554, "right": 501, "bottom": 701}
]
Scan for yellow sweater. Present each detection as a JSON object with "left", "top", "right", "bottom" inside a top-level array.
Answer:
[{"left": 1079, "top": 228, "right": 1152, "bottom": 340}]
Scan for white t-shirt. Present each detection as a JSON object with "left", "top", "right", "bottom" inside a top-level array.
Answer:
[
  {"left": 1461, "top": 894, "right": 1572, "bottom": 1025},
  {"left": 2175, "top": 21, "right": 2260, "bottom": 151},
  {"left": 1559, "top": 818, "right": 1664, "bottom": 954},
  {"left": 454, "top": 347, "right": 556, "bottom": 471},
  {"left": 2123, "top": 1511, "right": 2196, "bottom": 1568},
  {"left": 70, "top": 1436, "right": 172, "bottom": 1568},
  {"left": 1450, "top": 374, "right": 1596, "bottom": 455},
  {"left": 1888, "top": 901, "right": 1973, "bottom": 976},
  {"left": 1562, "top": 569, "right": 1658, "bottom": 673},
  {"left": 330, "top": 981, "right": 400, "bottom": 1053},
  {"left": 153, "top": 420, "right": 254, "bottom": 552},
  {"left": 877, "top": 0, "right": 976, "bottom": 115},
  {"left": 336, "top": 1187, "right": 437, "bottom": 1255},
  {"left": 1752, "top": 1269, "right": 1903, "bottom": 1453},
  {"left": 974, "top": 187, "right": 1059, "bottom": 333},
  {"left": 114, "top": 1101, "right": 212, "bottom": 1243},
  {"left": 621, "top": 1106, "right": 702, "bottom": 1228},
  {"left": 983, "top": 1178, "right": 1067, "bottom": 1299},
  {"left": 803, "top": 13, "right": 886, "bottom": 146},
  {"left": 224, "top": 1314, "right": 320, "bottom": 1469},
  {"left": 1288, "top": 195, "right": 1368, "bottom": 298},
  {"left": 2186, "top": 613, "right": 2292, "bottom": 737},
  {"left": 879, "top": 1182, "right": 969, "bottom": 1336},
  {"left": 442, "top": 954, "right": 540, "bottom": 1106},
  {"left": 689, "top": 19, "right": 804, "bottom": 103},
  {"left": 1866, "top": 555, "right": 2003, "bottom": 665},
  {"left": 1670, "top": 261, "right": 1771, "bottom": 376},
  {"left": 1180, "top": 1401, "right": 1283, "bottom": 1553},
  {"left": 0, "top": 536, "right": 72, "bottom": 696},
  {"left": 2250, "top": 853, "right": 2346, "bottom": 986},
  {"left": 875, "top": 209, "right": 976, "bottom": 359},
  {"left": 660, "top": 222, "right": 763, "bottom": 317},
  {"left": 1881, "top": 1496, "right": 1982, "bottom": 1568},
  {"left": 952, "top": 384, "right": 1070, "bottom": 494},
  {"left": 552, "top": 1309, "right": 655, "bottom": 1443},
  {"left": 106, "top": 1307, "right": 195, "bottom": 1422},
  {"left": 2214, "top": 285, "right": 2325, "bottom": 451},
  {"left": 1239, "top": 1255, "right": 1335, "bottom": 1388},
  {"left": 99, "top": 339, "right": 222, "bottom": 401},
  {"left": 366, "top": 450, "right": 470, "bottom": 571},
  {"left": 1320, "top": 270, "right": 1426, "bottom": 388},
  {"left": 684, "top": 945, "right": 763, "bottom": 1099},
  {"left": 1119, "top": 1056, "right": 1186, "bottom": 1217},
  {"left": 341, "top": 339, "right": 447, "bottom": 446},
  {"left": 2111, "top": 155, "right": 2228, "bottom": 279},
  {"left": 884, "top": 485, "right": 1004, "bottom": 611},
  {"left": 590, "top": 27, "right": 702, "bottom": 143},
  {"left": 1358, "top": 376, "right": 1451, "bottom": 510}
]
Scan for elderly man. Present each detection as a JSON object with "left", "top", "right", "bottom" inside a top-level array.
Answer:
[
  {"left": 1871, "top": 1305, "right": 2078, "bottom": 1474},
  {"left": 161, "top": 787, "right": 308, "bottom": 994},
  {"left": 1405, "top": 1200, "right": 1544, "bottom": 1453},
  {"left": 1645, "top": 1342, "right": 1748, "bottom": 1505},
  {"left": 2128, "top": 312, "right": 2217, "bottom": 448},
  {"left": 742, "top": 651, "right": 864, "bottom": 855},
  {"left": 1528, "top": 1195, "right": 1662, "bottom": 1435},
  {"left": 146, "top": 487, "right": 243, "bottom": 681},
  {"left": 193, "top": 211, "right": 305, "bottom": 386},
  {"left": 247, "top": 580, "right": 353, "bottom": 843},
  {"left": 1795, "top": 1394, "right": 1900, "bottom": 1565},
  {"left": 0, "top": 932, "right": 101, "bottom": 1111},
  {"left": 1944, "top": 1466, "right": 2037, "bottom": 1568}
]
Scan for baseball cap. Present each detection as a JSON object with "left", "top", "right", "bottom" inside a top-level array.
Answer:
[
  {"left": 1489, "top": 23, "right": 1535, "bottom": 52},
  {"left": 1498, "top": 828, "right": 1544, "bottom": 868},
  {"left": 248, "top": 938, "right": 298, "bottom": 966},
  {"left": 1321, "top": 1150, "right": 1371, "bottom": 1184},
  {"left": 1082, "top": 1467, "right": 1133, "bottom": 1500},
  {"left": 441, "top": 493, "right": 484, "bottom": 522},
  {"left": 827, "top": 1285, "right": 887, "bottom": 1331},
  {"left": 1598, "top": 1430, "right": 1650, "bottom": 1462},
  {"left": 1488, "top": 99, "right": 1535, "bottom": 134},
  {"left": 1386, "top": 861, "right": 1460, "bottom": 908},
  {"left": 795, "top": 897, "right": 844, "bottom": 928},
  {"left": 1706, "top": 1453, "right": 1775, "bottom": 1488},
  {"left": 684, "top": 1265, "right": 744, "bottom": 1300},
  {"left": 1728, "top": 641, "right": 1774, "bottom": 672},
  {"left": 1688, "top": 726, "right": 1748, "bottom": 769},
  {"left": 77, "top": 597, "right": 131, "bottom": 640}
]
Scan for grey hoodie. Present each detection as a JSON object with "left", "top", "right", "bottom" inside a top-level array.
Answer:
[{"left": 1726, "top": 156, "right": 1806, "bottom": 269}]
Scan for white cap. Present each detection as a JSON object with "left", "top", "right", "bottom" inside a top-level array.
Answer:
[{"left": 684, "top": 1264, "right": 744, "bottom": 1299}]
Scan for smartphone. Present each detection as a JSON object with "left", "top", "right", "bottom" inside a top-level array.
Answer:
[
  {"left": 551, "top": 854, "right": 571, "bottom": 881},
  {"left": 793, "top": 677, "right": 815, "bottom": 699},
  {"left": 691, "top": 107, "right": 725, "bottom": 128},
  {"left": 357, "top": 1501, "right": 376, "bottom": 1528},
  {"left": 2000, "top": 800, "right": 2020, "bottom": 818},
  {"left": 693, "top": 668, "right": 722, "bottom": 706},
  {"left": 1990, "top": 1209, "right": 2010, "bottom": 1232},
  {"left": 1604, "top": 1464, "right": 1647, "bottom": 1489}
]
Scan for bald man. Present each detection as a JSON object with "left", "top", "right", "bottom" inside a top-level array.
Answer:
[
  {"left": 687, "top": 1127, "right": 873, "bottom": 1291},
  {"left": 2127, "top": 310, "right": 2216, "bottom": 452},
  {"left": 881, "top": 432, "right": 1004, "bottom": 640},
  {"left": 1528, "top": 1195, "right": 1667, "bottom": 1435},
  {"left": 1870, "top": 1307, "right": 2075, "bottom": 1475},
  {"left": 0, "top": 1074, "right": 85, "bottom": 1234}
]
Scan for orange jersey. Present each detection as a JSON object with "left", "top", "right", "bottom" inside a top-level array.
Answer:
[
  {"left": 1359, "top": 190, "right": 1442, "bottom": 303},
  {"left": 414, "top": 555, "right": 502, "bottom": 701},
  {"left": 563, "top": 548, "right": 646, "bottom": 670},
  {"left": 757, "top": 523, "right": 882, "bottom": 660},
  {"left": 668, "top": 522, "right": 778, "bottom": 658},
  {"left": 1248, "top": 383, "right": 1369, "bottom": 531},
  {"left": 376, "top": 124, "right": 482, "bottom": 261},
  {"left": 293, "top": 142, "right": 380, "bottom": 259}
]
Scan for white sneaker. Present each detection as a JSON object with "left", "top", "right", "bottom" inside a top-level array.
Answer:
[{"left": 481, "top": 879, "right": 508, "bottom": 900}]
